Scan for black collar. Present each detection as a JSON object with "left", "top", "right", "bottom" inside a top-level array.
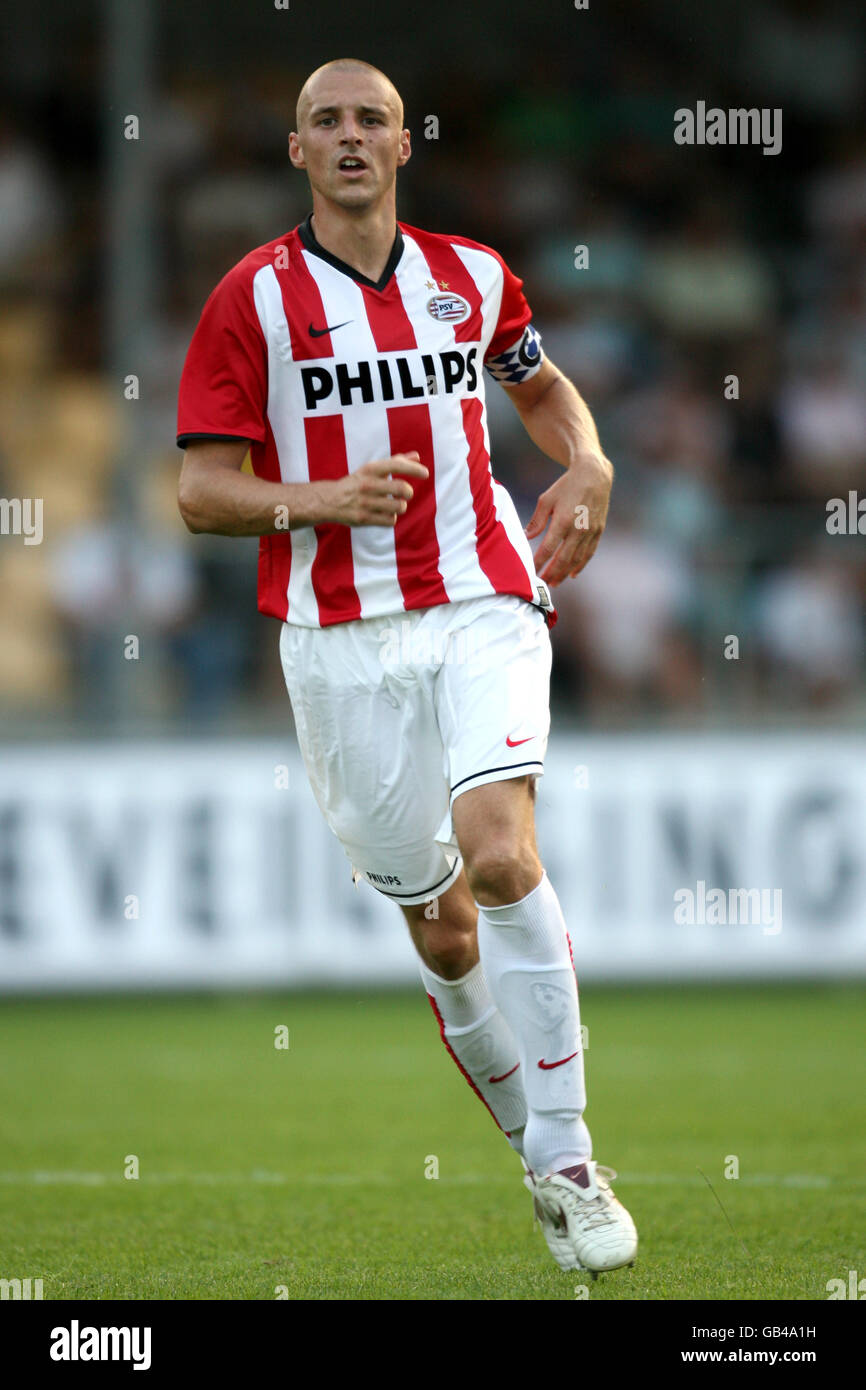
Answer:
[{"left": 298, "top": 213, "right": 404, "bottom": 292}]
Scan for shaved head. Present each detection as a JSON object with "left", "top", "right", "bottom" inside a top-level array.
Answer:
[
  {"left": 295, "top": 59, "right": 404, "bottom": 131},
  {"left": 288, "top": 58, "right": 411, "bottom": 223}
]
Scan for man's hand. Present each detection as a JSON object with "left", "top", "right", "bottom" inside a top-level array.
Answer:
[
  {"left": 501, "top": 357, "right": 614, "bottom": 585},
  {"left": 177, "top": 440, "right": 428, "bottom": 536},
  {"left": 525, "top": 452, "right": 613, "bottom": 586},
  {"left": 325, "top": 452, "right": 429, "bottom": 527}
]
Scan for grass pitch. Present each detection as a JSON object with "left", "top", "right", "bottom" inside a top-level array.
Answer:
[{"left": 0, "top": 984, "right": 863, "bottom": 1300}]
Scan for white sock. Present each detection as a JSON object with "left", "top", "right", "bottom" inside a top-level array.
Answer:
[
  {"left": 475, "top": 872, "right": 592, "bottom": 1176},
  {"left": 419, "top": 959, "right": 527, "bottom": 1150}
]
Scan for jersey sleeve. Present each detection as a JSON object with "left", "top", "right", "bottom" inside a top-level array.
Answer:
[
  {"left": 483, "top": 255, "right": 544, "bottom": 386},
  {"left": 176, "top": 266, "right": 268, "bottom": 449}
]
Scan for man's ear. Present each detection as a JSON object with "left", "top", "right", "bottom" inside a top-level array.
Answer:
[
  {"left": 397, "top": 129, "right": 411, "bottom": 168},
  {"left": 288, "top": 131, "right": 306, "bottom": 170}
]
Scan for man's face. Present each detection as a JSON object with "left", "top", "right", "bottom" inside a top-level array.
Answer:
[{"left": 289, "top": 71, "right": 410, "bottom": 211}]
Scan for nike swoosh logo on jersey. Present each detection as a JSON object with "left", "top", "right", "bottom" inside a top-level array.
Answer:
[
  {"left": 308, "top": 320, "right": 353, "bottom": 338},
  {"left": 506, "top": 735, "right": 534, "bottom": 747},
  {"left": 489, "top": 1062, "right": 520, "bottom": 1084},
  {"left": 537, "top": 1051, "right": 579, "bottom": 1070}
]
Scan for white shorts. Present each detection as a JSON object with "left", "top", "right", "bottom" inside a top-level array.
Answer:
[{"left": 279, "top": 594, "right": 552, "bottom": 905}]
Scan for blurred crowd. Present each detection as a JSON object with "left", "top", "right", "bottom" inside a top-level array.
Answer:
[{"left": 1, "top": 0, "right": 864, "bottom": 729}]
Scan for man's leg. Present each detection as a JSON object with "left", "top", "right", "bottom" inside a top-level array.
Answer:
[
  {"left": 400, "top": 871, "right": 528, "bottom": 1154},
  {"left": 450, "top": 775, "right": 592, "bottom": 1178}
]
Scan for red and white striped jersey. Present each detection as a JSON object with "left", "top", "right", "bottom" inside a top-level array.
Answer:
[{"left": 177, "top": 215, "right": 555, "bottom": 628}]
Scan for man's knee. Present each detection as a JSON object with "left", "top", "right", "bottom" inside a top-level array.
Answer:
[
  {"left": 461, "top": 836, "right": 541, "bottom": 906},
  {"left": 401, "top": 874, "right": 479, "bottom": 979},
  {"left": 453, "top": 779, "right": 542, "bottom": 906},
  {"left": 416, "top": 918, "right": 477, "bottom": 978}
]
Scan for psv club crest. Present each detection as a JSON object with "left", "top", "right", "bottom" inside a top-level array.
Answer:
[{"left": 426, "top": 292, "right": 471, "bottom": 323}]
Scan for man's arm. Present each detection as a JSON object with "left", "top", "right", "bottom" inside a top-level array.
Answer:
[
  {"left": 177, "top": 439, "right": 428, "bottom": 536},
  {"left": 500, "top": 357, "right": 613, "bottom": 585}
]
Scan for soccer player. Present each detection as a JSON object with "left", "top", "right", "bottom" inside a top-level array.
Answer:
[{"left": 176, "top": 58, "right": 637, "bottom": 1275}]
